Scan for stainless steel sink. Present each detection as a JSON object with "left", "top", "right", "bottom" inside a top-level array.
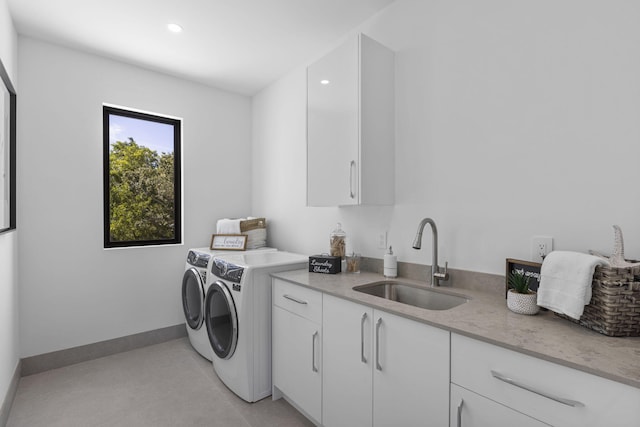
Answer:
[{"left": 353, "top": 281, "right": 469, "bottom": 311}]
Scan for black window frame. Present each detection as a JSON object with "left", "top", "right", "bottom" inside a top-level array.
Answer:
[
  {"left": 102, "top": 105, "right": 182, "bottom": 248},
  {"left": 0, "top": 56, "right": 16, "bottom": 235}
]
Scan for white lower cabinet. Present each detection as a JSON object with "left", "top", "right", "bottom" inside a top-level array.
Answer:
[
  {"left": 272, "top": 280, "right": 322, "bottom": 425},
  {"left": 322, "top": 294, "right": 450, "bottom": 427},
  {"left": 273, "top": 280, "right": 640, "bottom": 427},
  {"left": 451, "top": 384, "right": 551, "bottom": 427},
  {"left": 451, "top": 333, "right": 640, "bottom": 427}
]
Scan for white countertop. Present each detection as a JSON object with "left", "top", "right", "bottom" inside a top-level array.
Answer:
[{"left": 272, "top": 269, "right": 640, "bottom": 389}]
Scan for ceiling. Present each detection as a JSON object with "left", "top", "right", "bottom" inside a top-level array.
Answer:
[{"left": 7, "top": 0, "right": 395, "bottom": 95}]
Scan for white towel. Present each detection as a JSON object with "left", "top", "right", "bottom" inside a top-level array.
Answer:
[
  {"left": 216, "top": 218, "right": 242, "bottom": 234},
  {"left": 537, "top": 251, "right": 609, "bottom": 320}
]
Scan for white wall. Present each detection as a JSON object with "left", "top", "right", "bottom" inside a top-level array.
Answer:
[
  {"left": 0, "top": 0, "right": 19, "bottom": 408},
  {"left": 253, "top": 0, "right": 640, "bottom": 275},
  {"left": 13, "top": 0, "right": 640, "bottom": 358},
  {"left": 18, "top": 38, "right": 252, "bottom": 357}
]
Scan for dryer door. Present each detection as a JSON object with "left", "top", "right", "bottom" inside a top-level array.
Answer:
[
  {"left": 182, "top": 268, "right": 205, "bottom": 330},
  {"left": 205, "top": 280, "right": 239, "bottom": 360}
]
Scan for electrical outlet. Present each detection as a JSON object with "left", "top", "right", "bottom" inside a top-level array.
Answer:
[
  {"left": 378, "top": 231, "right": 387, "bottom": 249},
  {"left": 531, "top": 236, "right": 553, "bottom": 263}
]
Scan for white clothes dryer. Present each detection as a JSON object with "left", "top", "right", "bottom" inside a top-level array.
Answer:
[
  {"left": 181, "top": 247, "right": 275, "bottom": 361},
  {"left": 182, "top": 248, "right": 214, "bottom": 360},
  {"left": 204, "top": 251, "right": 308, "bottom": 402}
]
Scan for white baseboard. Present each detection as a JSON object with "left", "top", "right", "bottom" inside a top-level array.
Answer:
[
  {"left": 0, "top": 360, "right": 21, "bottom": 427},
  {"left": 21, "top": 324, "right": 187, "bottom": 376}
]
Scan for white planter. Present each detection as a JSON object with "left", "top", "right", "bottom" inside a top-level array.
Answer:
[{"left": 507, "top": 290, "right": 539, "bottom": 315}]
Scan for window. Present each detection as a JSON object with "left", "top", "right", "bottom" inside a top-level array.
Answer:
[{"left": 103, "top": 105, "right": 182, "bottom": 248}]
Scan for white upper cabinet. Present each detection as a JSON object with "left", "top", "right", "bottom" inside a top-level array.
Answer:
[{"left": 307, "top": 33, "right": 395, "bottom": 206}]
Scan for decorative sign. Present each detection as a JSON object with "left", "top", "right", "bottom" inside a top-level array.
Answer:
[
  {"left": 505, "top": 258, "right": 542, "bottom": 297},
  {"left": 308, "top": 254, "right": 341, "bottom": 274},
  {"left": 210, "top": 234, "right": 247, "bottom": 251}
]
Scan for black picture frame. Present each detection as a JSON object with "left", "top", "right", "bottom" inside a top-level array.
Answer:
[
  {"left": 505, "top": 258, "right": 542, "bottom": 297},
  {"left": 0, "top": 56, "right": 16, "bottom": 234}
]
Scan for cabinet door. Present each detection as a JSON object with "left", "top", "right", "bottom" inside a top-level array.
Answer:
[
  {"left": 358, "top": 34, "right": 395, "bottom": 206},
  {"left": 307, "top": 35, "right": 359, "bottom": 206},
  {"left": 272, "top": 306, "right": 322, "bottom": 423},
  {"left": 451, "top": 384, "right": 551, "bottom": 427},
  {"left": 322, "top": 295, "right": 373, "bottom": 427},
  {"left": 373, "top": 310, "right": 450, "bottom": 427}
]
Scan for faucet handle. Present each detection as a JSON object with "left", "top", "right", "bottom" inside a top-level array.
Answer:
[{"left": 434, "top": 261, "right": 450, "bottom": 281}]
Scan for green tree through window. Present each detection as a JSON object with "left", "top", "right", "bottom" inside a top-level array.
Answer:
[{"left": 103, "top": 106, "right": 182, "bottom": 248}]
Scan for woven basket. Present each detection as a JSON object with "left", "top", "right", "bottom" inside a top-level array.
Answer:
[
  {"left": 557, "top": 263, "right": 640, "bottom": 336},
  {"left": 239, "top": 218, "right": 266, "bottom": 232}
]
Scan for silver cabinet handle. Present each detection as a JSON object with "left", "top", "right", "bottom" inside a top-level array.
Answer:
[
  {"left": 283, "top": 294, "right": 307, "bottom": 305},
  {"left": 312, "top": 331, "right": 319, "bottom": 373},
  {"left": 375, "top": 317, "right": 383, "bottom": 371},
  {"left": 457, "top": 399, "right": 464, "bottom": 427},
  {"left": 349, "top": 160, "right": 356, "bottom": 199},
  {"left": 491, "top": 370, "right": 584, "bottom": 407},
  {"left": 360, "top": 313, "right": 368, "bottom": 364}
]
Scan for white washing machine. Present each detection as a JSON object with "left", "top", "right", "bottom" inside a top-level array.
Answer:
[
  {"left": 181, "top": 247, "right": 276, "bottom": 361},
  {"left": 204, "top": 251, "right": 308, "bottom": 402}
]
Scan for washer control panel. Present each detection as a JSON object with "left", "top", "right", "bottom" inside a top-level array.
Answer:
[
  {"left": 187, "top": 250, "right": 211, "bottom": 268},
  {"left": 211, "top": 258, "right": 244, "bottom": 283}
]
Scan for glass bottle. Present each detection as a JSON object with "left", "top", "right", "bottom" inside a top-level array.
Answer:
[{"left": 330, "top": 223, "right": 346, "bottom": 259}]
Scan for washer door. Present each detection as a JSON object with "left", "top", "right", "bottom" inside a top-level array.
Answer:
[
  {"left": 205, "top": 280, "right": 239, "bottom": 360},
  {"left": 182, "top": 268, "right": 205, "bottom": 330}
]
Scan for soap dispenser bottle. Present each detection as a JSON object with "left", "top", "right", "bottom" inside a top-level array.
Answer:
[{"left": 384, "top": 245, "right": 397, "bottom": 278}]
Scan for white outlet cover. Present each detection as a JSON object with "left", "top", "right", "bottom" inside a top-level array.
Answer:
[
  {"left": 531, "top": 236, "right": 553, "bottom": 263},
  {"left": 378, "top": 232, "right": 387, "bottom": 249}
]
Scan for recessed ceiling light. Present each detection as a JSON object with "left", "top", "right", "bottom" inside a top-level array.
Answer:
[
  {"left": 320, "top": 79, "right": 330, "bottom": 85},
  {"left": 167, "top": 23, "right": 183, "bottom": 33}
]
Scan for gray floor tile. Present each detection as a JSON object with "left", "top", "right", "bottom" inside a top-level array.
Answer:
[{"left": 7, "top": 338, "right": 313, "bottom": 427}]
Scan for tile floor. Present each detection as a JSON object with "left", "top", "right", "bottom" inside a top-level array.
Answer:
[{"left": 7, "top": 338, "right": 314, "bottom": 427}]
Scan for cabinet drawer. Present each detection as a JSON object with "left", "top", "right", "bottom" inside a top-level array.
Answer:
[
  {"left": 451, "top": 384, "right": 550, "bottom": 427},
  {"left": 273, "top": 278, "right": 322, "bottom": 323},
  {"left": 451, "top": 333, "right": 640, "bottom": 427}
]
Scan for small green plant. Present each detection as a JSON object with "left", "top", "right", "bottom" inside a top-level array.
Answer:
[{"left": 508, "top": 270, "right": 531, "bottom": 294}]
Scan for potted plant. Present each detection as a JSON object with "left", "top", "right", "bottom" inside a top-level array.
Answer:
[{"left": 507, "top": 271, "right": 539, "bottom": 315}]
